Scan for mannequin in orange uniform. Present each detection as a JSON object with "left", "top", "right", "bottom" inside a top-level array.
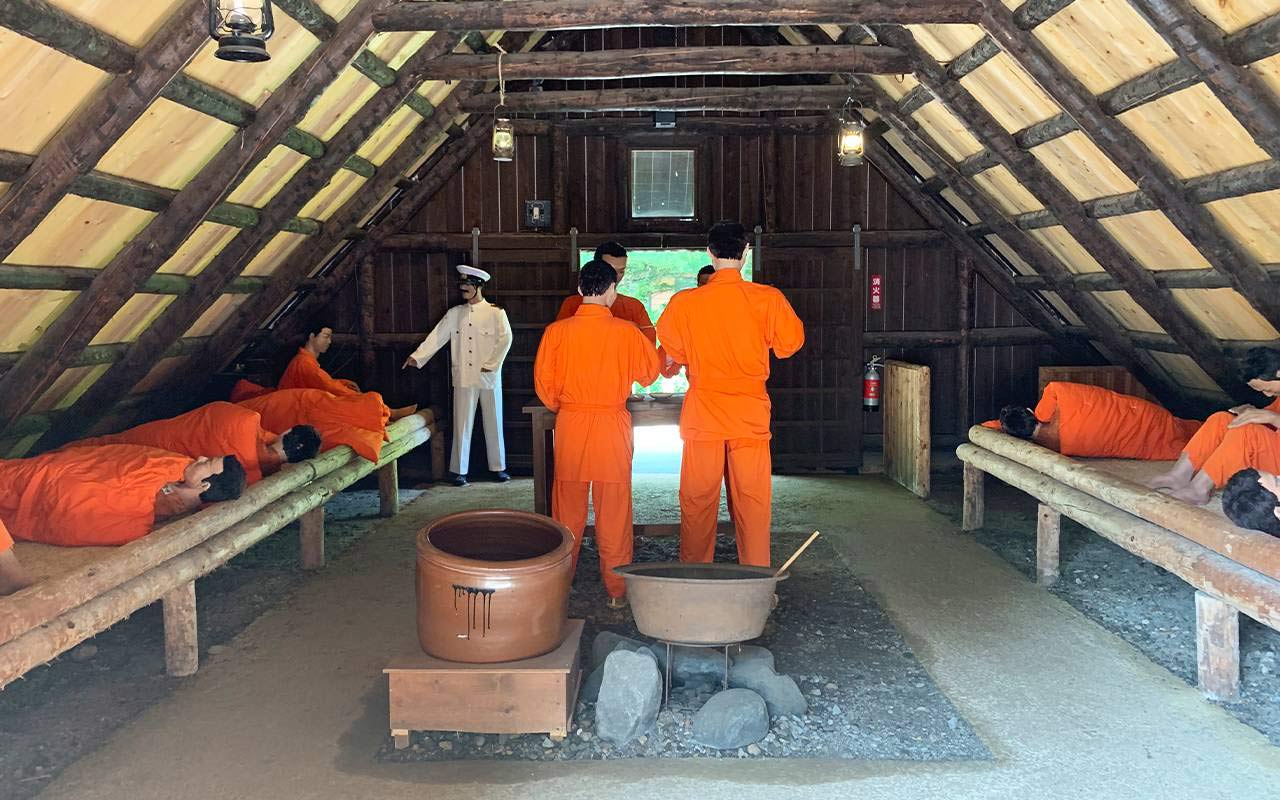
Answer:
[
  {"left": 556, "top": 242, "right": 657, "bottom": 345},
  {"left": 1148, "top": 347, "right": 1280, "bottom": 504},
  {"left": 0, "top": 446, "right": 245, "bottom": 594},
  {"left": 536, "top": 260, "right": 660, "bottom": 607},
  {"left": 656, "top": 222, "right": 804, "bottom": 567},
  {"left": 988, "top": 382, "right": 1201, "bottom": 459},
  {"left": 279, "top": 324, "right": 417, "bottom": 420},
  {"left": 235, "top": 384, "right": 390, "bottom": 463},
  {"left": 64, "top": 401, "right": 320, "bottom": 485}
]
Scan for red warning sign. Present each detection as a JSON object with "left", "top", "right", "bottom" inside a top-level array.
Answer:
[{"left": 870, "top": 274, "right": 883, "bottom": 311}]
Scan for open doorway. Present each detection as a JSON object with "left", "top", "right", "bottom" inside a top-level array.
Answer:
[{"left": 579, "top": 248, "right": 754, "bottom": 472}]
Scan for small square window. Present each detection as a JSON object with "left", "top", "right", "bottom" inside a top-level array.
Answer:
[{"left": 630, "top": 149, "right": 695, "bottom": 219}]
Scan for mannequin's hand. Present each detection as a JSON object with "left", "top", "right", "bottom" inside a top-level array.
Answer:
[
  {"left": 402, "top": 356, "right": 417, "bottom": 370},
  {"left": 481, "top": 367, "right": 494, "bottom": 373}
]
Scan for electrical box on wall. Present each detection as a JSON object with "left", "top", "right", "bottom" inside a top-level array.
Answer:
[{"left": 525, "top": 200, "right": 551, "bottom": 230}]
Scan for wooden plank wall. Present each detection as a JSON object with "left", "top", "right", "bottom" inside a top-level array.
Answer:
[{"left": 882, "top": 360, "right": 931, "bottom": 498}]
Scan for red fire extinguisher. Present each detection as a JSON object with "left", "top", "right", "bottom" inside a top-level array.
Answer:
[{"left": 863, "top": 356, "right": 883, "bottom": 412}]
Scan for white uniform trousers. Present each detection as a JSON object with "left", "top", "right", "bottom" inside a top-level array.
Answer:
[{"left": 451, "top": 384, "right": 506, "bottom": 474}]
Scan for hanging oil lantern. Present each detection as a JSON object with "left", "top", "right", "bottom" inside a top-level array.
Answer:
[{"left": 209, "top": 0, "right": 275, "bottom": 63}]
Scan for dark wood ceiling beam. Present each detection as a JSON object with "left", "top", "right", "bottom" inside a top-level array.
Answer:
[
  {"left": 271, "top": 0, "right": 339, "bottom": 40},
  {"left": 897, "top": 84, "right": 934, "bottom": 115},
  {"left": 958, "top": 149, "right": 1002, "bottom": 177},
  {"left": 421, "top": 45, "right": 913, "bottom": 79},
  {"left": 1013, "top": 268, "right": 1249, "bottom": 291},
  {"left": 510, "top": 115, "right": 837, "bottom": 136},
  {"left": 1012, "top": 0, "right": 1080, "bottom": 28},
  {"left": 1130, "top": 0, "right": 1280, "bottom": 158},
  {"left": 42, "top": 32, "right": 471, "bottom": 447},
  {"left": 946, "top": 35, "right": 1002, "bottom": 80},
  {"left": 373, "top": 1, "right": 985, "bottom": 31},
  {"left": 459, "top": 85, "right": 869, "bottom": 113},
  {"left": 1224, "top": 12, "right": 1280, "bottom": 65},
  {"left": 0, "top": 264, "right": 269, "bottom": 294},
  {"left": 1, "top": 0, "right": 136, "bottom": 73},
  {"left": 982, "top": 6, "right": 1280, "bottom": 332},
  {"left": 0, "top": 0, "right": 397, "bottom": 437},
  {"left": 0, "top": 336, "right": 211, "bottom": 371},
  {"left": 1097, "top": 56, "right": 1201, "bottom": 115},
  {"left": 0, "top": 1, "right": 209, "bottom": 258}
]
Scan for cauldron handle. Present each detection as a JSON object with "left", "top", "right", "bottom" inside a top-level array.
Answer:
[{"left": 774, "top": 530, "right": 821, "bottom": 577}]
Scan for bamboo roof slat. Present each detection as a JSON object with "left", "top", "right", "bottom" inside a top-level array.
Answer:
[
  {"left": 225, "top": 147, "right": 312, "bottom": 208},
  {"left": 941, "top": 188, "right": 981, "bottom": 224},
  {"left": 1171, "top": 288, "right": 1280, "bottom": 340},
  {"left": 182, "top": 12, "right": 321, "bottom": 107},
  {"left": 1118, "top": 84, "right": 1271, "bottom": 179},
  {"left": 1040, "top": 290, "right": 1085, "bottom": 326},
  {"left": 1094, "top": 289, "right": 1165, "bottom": 333},
  {"left": 297, "top": 69, "right": 382, "bottom": 139},
  {"left": 184, "top": 295, "right": 250, "bottom": 338},
  {"left": 94, "top": 98, "right": 239, "bottom": 190},
  {"left": 368, "top": 31, "right": 438, "bottom": 69},
  {"left": 7, "top": 197, "right": 155, "bottom": 268},
  {"left": 1031, "top": 0, "right": 1178, "bottom": 94},
  {"left": 870, "top": 74, "right": 919, "bottom": 102},
  {"left": 987, "top": 234, "right": 1036, "bottom": 274},
  {"left": 297, "top": 170, "right": 367, "bottom": 221},
  {"left": 316, "top": 0, "right": 363, "bottom": 19},
  {"left": 905, "top": 23, "right": 987, "bottom": 62},
  {"left": 971, "top": 165, "right": 1046, "bottom": 214},
  {"left": 1098, "top": 210, "right": 1212, "bottom": 270},
  {"left": 960, "top": 53, "right": 1061, "bottom": 133},
  {"left": 240, "top": 232, "right": 310, "bottom": 278},
  {"left": 155, "top": 222, "right": 242, "bottom": 276},
  {"left": 0, "top": 289, "right": 76, "bottom": 351},
  {"left": 1028, "top": 226, "right": 1106, "bottom": 274},
  {"left": 88, "top": 294, "right": 175, "bottom": 345},
  {"left": 913, "top": 100, "right": 985, "bottom": 159},
  {"left": 44, "top": 0, "right": 186, "bottom": 47},
  {"left": 1248, "top": 52, "right": 1280, "bottom": 99},
  {"left": 1149, "top": 351, "right": 1220, "bottom": 391},
  {"left": 0, "top": 30, "right": 110, "bottom": 154},
  {"left": 356, "top": 105, "right": 425, "bottom": 165},
  {"left": 1029, "top": 131, "right": 1137, "bottom": 200},
  {"left": 1206, "top": 189, "right": 1280, "bottom": 262}
]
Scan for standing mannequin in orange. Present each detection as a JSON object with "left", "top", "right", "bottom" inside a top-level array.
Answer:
[
  {"left": 536, "top": 260, "right": 659, "bottom": 607},
  {"left": 63, "top": 401, "right": 320, "bottom": 484},
  {"left": 656, "top": 222, "right": 804, "bottom": 567},
  {"left": 236, "top": 387, "right": 389, "bottom": 463},
  {"left": 556, "top": 242, "right": 657, "bottom": 345},
  {"left": 279, "top": 325, "right": 417, "bottom": 420}
]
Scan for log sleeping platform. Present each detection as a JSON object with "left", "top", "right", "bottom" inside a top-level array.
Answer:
[
  {"left": 0, "top": 412, "right": 437, "bottom": 689},
  {"left": 958, "top": 424, "right": 1280, "bottom": 702}
]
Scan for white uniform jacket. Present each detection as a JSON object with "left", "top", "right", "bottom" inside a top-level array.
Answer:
[{"left": 408, "top": 301, "right": 513, "bottom": 389}]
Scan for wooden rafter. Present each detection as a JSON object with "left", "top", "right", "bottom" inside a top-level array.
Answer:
[
  {"left": 422, "top": 45, "right": 912, "bottom": 79},
  {"left": 870, "top": 23, "right": 1243, "bottom": 396},
  {"left": 42, "top": 33, "right": 471, "bottom": 446},
  {"left": 1, "top": 0, "right": 136, "bottom": 73},
  {"left": 458, "top": 85, "right": 868, "bottom": 113},
  {"left": 372, "top": 0, "right": 984, "bottom": 31},
  {"left": 0, "top": 0, "right": 209, "bottom": 258},
  {"left": 981, "top": 4, "right": 1280, "bottom": 331},
  {"left": 0, "top": 0, "right": 397, "bottom": 438}
]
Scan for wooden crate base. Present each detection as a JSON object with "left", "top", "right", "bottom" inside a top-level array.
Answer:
[{"left": 384, "top": 618, "right": 584, "bottom": 749}]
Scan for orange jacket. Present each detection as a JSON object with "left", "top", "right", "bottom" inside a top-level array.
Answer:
[
  {"left": 535, "top": 304, "right": 660, "bottom": 482},
  {"left": 557, "top": 293, "right": 657, "bottom": 345},
  {"left": 656, "top": 269, "right": 804, "bottom": 441},
  {"left": 65, "top": 402, "right": 279, "bottom": 485},
  {"left": 279, "top": 349, "right": 362, "bottom": 397},
  {"left": 0, "top": 445, "right": 190, "bottom": 546},
  {"left": 238, "top": 388, "right": 388, "bottom": 463}
]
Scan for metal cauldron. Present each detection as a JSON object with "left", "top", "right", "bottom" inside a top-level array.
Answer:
[{"left": 612, "top": 562, "right": 788, "bottom": 646}]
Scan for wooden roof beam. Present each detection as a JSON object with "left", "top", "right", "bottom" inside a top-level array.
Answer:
[
  {"left": 510, "top": 115, "right": 837, "bottom": 135},
  {"left": 1, "top": 0, "right": 136, "bottom": 73},
  {"left": 458, "top": 85, "right": 870, "bottom": 113},
  {"left": 271, "top": 0, "right": 339, "bottom": 40},
  {"left": 0, "top": 0, "right": 397, "bottom": 437},
  {"left": 982, "top": 5, "right": 1280, "bottom": 331},
  {"left": 0, "top": 264, "right": 270, "bottom": 295},
  {"left": 1224, "top": 12, "right": 1280, "bottom": 65},
  {"left": 373, "top": 1, "right": 984, "bottom": 31},
  {"left": 421, "top": 44, "right": 913, "bottom": 79}
]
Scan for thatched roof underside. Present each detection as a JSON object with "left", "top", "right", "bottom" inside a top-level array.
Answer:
[{"left": 1, "top": 0, "right": 1278, "bottom": 454}]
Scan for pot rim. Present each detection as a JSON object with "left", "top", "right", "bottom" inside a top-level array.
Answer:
[
  {"left": 612, "top": 561, "right": 789, "bottom": 584},
  {"left": 417, "top": 508, "right": 576, "bottom": 571}
]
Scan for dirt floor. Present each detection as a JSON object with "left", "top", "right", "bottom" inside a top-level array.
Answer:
[
  {"left": 0, "top": 488, "right": 421, "bottom": 800},
  {"left": 379, "top": 531, "right": 988, "bottom": 762},
  {"left": 926, "top": 471, "right": 1280, "bottom": 745}
]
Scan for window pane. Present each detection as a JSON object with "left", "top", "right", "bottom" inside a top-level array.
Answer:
[{"left": 631, "top": 149, "right": 695, "bottom": 219}]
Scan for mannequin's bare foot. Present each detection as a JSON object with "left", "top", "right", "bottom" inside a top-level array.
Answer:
[
  {"left": 389, "top": 404, "right": 419, "bottom": 421},
  {"left": 0, "top": 550, "right": 35, "bottom": 596},
  {"left": 1162, "top": 482, "right": 1213, "bottom": 506},
  {"left": 1147, "top": 454, "right": 1194, "bottom": 490}
]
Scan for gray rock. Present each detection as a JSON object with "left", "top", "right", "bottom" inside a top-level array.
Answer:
[
  {"left": 69, "top": 644, "right": 98, "bottom": 662},
  {"left": 691, "top": 689, "right": 769, "bottom": 750},
  {"left": 732, "top": 645, "right": 775, "bottom": 671},
  {"left": 591, "top": 631, "right": 647, "bottom": 669},
  {"left": 208, "top": 644, "right": 228, "bottom": 655},
  {"left": 581, "top": 663, "right": 607, "bottom": 704},
  {"left": 650, "top": 644, "right": 731, "bottom": 686},
  {"left": 729, "top": 659, "right": 808, "bottom": 717},
  {"left": 595, "top": 649, "right": 661, "bottom": 745}
]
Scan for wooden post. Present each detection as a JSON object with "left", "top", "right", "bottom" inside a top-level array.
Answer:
[
  {"left": 530, "top": 408, "right": 551, "bottom": 516},
  {"left": 358, "top": 255, "right": 377, "bottom": 388},
  {"left": 962, "top": 461, "right": 984, "bottom": 531},
  {"left": 957, "top": 257, "right": 973, "bottom": 433},
  {"left": 162, "top": 581, "right": 198, "bottom": 678},
  {"left": 300, "top": 506, "right": 326, "bottom": 570},
  {"left": 763, "top": 128, "right": 779, "bottom": 233},
  {"left": 378, "top": 461, "right": 400, "bottom": 517},
  {"left": 551, "top": 126, "right": 569, "bottom": 235},
  {"left": 1036, "top": 504, "right": 1061, "bottom": 586},
  {"left": 1195, "top": 591, "right": 1240, "bottom": 701}
]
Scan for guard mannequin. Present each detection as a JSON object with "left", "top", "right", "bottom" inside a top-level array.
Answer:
[{"left": 404, "top": 265, "right": 513, "bottom": 486}]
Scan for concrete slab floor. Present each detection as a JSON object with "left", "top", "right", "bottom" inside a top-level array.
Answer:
[{"left": 34, "top": 476, "right": 1280, "bottom": 800}]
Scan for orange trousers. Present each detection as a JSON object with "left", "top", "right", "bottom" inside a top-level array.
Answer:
[
  {"left": 0, "top": 520, "right": 12, "bottom": 554},
  {"left": 679, "top": 438, "right": 771, "bottom": 567},
  {"left": 553, "top": 479, "right": 632, "bottom": 598},
  {"left": 1185, "top": 411, "right": 1280, "bottom": 487}
]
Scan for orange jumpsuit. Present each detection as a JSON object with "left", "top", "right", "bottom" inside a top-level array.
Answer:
[
  {"left": 1181, "top": 400, "right": 1280, "bottom": 487},
  {"left": 238, "top": 388, "right": 388, "bottom": 463},
  {"left": 0, "top": 445, "right": 190, "bottom": 547},
  {"left": 0, "top": 520, "right": 12, "bottom": 556},
  {"left": 64, "top": 401, "right": 281, "bottom": 485},
  {"left": 279, "top": 348, "right": 389, "bottom": 412},
  {"left": 982, "top": 382, "right": 1200, "bottom": 460},
  {"left": 535, "top": 304, "right": 660, "bottom": 597},
  {"left": 557, "top": 294, "right": 657, "bottom": 345},
  {"left": 656, "top": 269, "right": 804, "bottom": 566}
]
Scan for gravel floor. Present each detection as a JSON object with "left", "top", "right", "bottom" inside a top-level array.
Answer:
[
  {"left": 378, "top": 530, "right": 991, "bottom": 763},
  {"left": 927, "top": 471, "right": 1280, "bottom": 745}
]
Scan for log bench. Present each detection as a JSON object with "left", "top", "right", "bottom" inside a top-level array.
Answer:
[
  {"left": 958, "top": 424, "right": 1280, "bottom": 702},
  {"left": 0, "top": 411, "right": 436, "bottom": 689}
]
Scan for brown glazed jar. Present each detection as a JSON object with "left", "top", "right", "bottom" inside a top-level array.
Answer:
[{"left": 416, "top": 509, "right": 575, "bottom": 663}]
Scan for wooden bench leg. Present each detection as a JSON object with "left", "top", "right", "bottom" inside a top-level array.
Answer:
[
  {"left": 162, "top": 581, "right": 198, "bottom": 678},
  {"left": 1195, "top": 591, "right": 1240, "bottom": 701},
  {"left": 300, "top": 506, "right": 325, "bottom": 570},
  {"left": 378, "top": 461, "right": 400, "bottom": 517},
  {"left": 1036, "top": 504, "right": 1060, "bottom": 586},
  {"left": 392, "top": 729, "right": 410, "bottom": 750},
  {"left": 962, "top": 462, "right": 984, "bottom": 531}
]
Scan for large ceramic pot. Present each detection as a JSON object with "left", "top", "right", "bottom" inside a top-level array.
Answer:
[{"left": 416, "top": 509, "right": 575, "bottom": 663}]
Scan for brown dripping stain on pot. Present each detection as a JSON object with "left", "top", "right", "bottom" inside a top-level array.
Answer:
[{"left": 417, "top": 509, "right": 575, "bottom": 663}]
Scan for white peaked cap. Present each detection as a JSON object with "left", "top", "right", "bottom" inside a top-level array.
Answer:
[{"left": 456, "top": 264, "right": 491, "bottom": 282}]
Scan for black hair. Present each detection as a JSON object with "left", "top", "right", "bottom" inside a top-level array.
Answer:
[
  {"left": 594, "top": 241, "right": 627, "bottom": 261},
  {"left": 1222, "top": 468, "right": 1280, "bottom": 537},
  {"left": 697, "top": 265, "right": 715, "bottom": 279},
  {"left": 283, "top": 425, "right": 321, "bottom": 463},
  {"left": 579, "top": 259, "right": 618, "bottom": 297},
  {"left": 707, "top": 221, "right": 748, "bottom": 260},
  {"left": 1241, "top": 347, "right": 1280, "bottom": 384},
  {"left": 201, "top": 455, "right": 247, "bottom": 502},
  {"left": 998, "top": 405, "right": 1038, "bottom": 439}
]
